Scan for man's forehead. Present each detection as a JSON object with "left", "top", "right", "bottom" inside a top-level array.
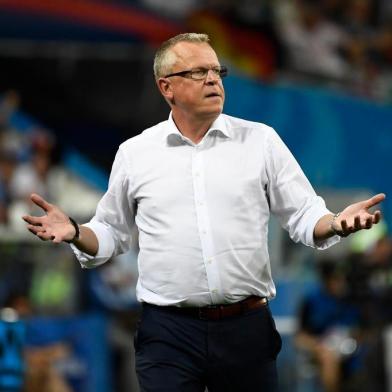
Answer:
[{"left": 171, "top": 42, "right": 219, "bottom": 66}]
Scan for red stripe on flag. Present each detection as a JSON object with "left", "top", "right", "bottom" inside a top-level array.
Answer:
[{"left": 0, "top": 0, "right": 182, "bottom": 45}]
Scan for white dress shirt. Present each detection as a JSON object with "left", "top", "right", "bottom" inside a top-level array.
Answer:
[{"left": 72, "top": 113, "right": 339, "bottom": 306}]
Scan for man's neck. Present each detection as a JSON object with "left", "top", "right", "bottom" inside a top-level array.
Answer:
[{"left": 172, "top": 112, "right": 219, "bottom": 144}]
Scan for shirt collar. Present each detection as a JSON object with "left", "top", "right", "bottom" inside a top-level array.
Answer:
[{"left": 165, "top": 112, "right": 231, "bottom": 145}]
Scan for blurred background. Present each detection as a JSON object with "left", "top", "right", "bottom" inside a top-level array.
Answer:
[{"left": 0, "top": 0, "right": 391, "bottom": 391}]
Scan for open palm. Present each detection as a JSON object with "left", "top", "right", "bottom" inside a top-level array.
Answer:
[
  {"left": 332, "top": 193, "right": 385, "bottom": 237},
  {"left": 22, "top": 193, "right": 76, "bottom": 243}
]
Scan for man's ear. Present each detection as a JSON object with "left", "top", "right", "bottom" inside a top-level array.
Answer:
[{"left": 157, "top": 78, "right": 174, "bottom": 103}]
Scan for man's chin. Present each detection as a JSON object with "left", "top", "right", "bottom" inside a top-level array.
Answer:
[{"left": 200, "top": 105, "right": 223, "bottom": 118}]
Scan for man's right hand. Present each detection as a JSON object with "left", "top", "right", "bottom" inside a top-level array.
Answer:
[{"left": 22, "top": 193, "right": 76, "bottom": 244}]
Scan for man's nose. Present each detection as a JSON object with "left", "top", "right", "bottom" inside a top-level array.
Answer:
[{"left": 205, "top": 69, "right": 219, "bottom": 84}]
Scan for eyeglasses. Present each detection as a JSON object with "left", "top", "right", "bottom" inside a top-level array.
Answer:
[{"left": 164, "top": 66, "right": 228, "bottom": 81}]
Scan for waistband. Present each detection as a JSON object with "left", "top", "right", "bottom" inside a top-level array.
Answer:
[{"left": 143, "top": 296, "right": 268, "bottom": 321}]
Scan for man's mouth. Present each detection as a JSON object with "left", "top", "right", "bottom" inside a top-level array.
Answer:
[{"left": 205, "top": 92, "right": 221, "bottom": 98}]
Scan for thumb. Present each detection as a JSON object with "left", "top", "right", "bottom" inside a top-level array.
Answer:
[{"left": 364, "top": 193, "right": 386, "bottom": 209}]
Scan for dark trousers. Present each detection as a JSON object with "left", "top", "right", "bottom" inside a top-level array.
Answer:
[{"left": 134, "top": 301, "right": 282, "bottom": 392}]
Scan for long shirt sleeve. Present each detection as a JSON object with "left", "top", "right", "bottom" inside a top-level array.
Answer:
[{"left": 71, "top": 113, "right": 339, "bottom": 306}]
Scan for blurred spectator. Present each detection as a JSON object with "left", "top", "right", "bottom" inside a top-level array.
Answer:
[
  {"left": 365, "top": 21, "right": 392, "bottom": 100},
  {"left": 0, "top": 90, "right": 20, "bottom": 129},
  {"left": 0, "top": 90, "right": 103, "bottom": 232},
  {"left": 4, "top": 293, "right": 74, "bottom": 392},
  {"left": 373, "top": 21, "right": 392, "bottom": 68},
  {"left": 343, "top": 234, "right": 392, "bottom": 392},
  {"left": 0, "top": 150, "right": 17, "bottom": 224},
  {"left": 24, "top": 343, "right": 74, "bottom": 392},
  {"left": 9, "top": 129, "right": 56, "bottom": 203},
  {"left": 86, "top": 251, "right": 139, "bottom": 312},
  {"left": 338, "top": 0, "right": 386, "bottom": 99},
  {"left": 6, "top": 128, "right": 61, "bottom": 233},
  {"left": 364, "top": 235, "right": 392, "bottom": 325},
  {"left": 0, "top": 306, "right": 25, "bottom": 391},
  {"left": 276, "top": 0, "right": 350, "bottom": 80},
  {"left": 343, "top": 0, "right": 376, "bottom": 35},
  {"left": 295, "top": 259, "right": 361, "bottom": 392},
  {"left": 345, "top": 224, "right": 392, "bottom": 327}
]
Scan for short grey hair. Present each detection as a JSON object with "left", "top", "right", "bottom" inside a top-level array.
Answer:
[{"left": 153, "top": 33, "right": 210, "bottom": 79}]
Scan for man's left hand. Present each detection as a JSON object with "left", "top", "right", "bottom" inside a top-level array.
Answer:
[{"left": 332, "top": 193, "right": 386, "bottom": 237}]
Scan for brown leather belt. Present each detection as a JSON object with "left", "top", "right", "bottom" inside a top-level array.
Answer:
[{"left": 145, "top": 296, "right": 268, "bottom": 321}]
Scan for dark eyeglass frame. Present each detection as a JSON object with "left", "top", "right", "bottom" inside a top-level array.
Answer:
[{"left": 164, "top": 66, "right": 228, "bottom": 80}]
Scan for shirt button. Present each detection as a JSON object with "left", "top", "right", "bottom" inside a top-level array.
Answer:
[
  {"left": 195, "top": 172, "right": 200, "bottom": 177},
  {"left": 208, "top": 258, "right": 213, "bottom": 263},
  {"left": 198, "top": 201, "right": 204, "bottom": 206},
  {"left": 211, "top": 289, "right": 218, "bottom": 294}
]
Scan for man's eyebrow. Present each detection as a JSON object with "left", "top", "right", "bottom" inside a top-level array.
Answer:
[{"left": 191, "top": 64, "right": 221, "bottom": 69}]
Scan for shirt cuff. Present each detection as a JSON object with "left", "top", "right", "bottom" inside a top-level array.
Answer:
[
  {"left": 70, "top": 221, "right": 115, "bottom": 269},
  {"left": 305, "top": 208, "right": 341, "bottom": 250}
]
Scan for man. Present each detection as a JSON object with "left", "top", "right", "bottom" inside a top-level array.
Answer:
[{"left": 23, "top": 33, "right": 385, "bottom": 391}]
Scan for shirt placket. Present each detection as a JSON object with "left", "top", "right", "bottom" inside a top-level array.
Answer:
[{"left": 192, "top": 144, "right": 223, "bottom": 304}]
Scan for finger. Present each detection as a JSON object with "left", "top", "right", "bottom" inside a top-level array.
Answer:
[
  {"left": 340, "top": 219, "right": 354, "bottom": 237},
  {"left": 354, "top": 216, "right": 361, "bottom": 230},
  {"left": 27, "top": 224, "right": 45, "bottom": 234},
  {"left": 365, "top": 193, "right": 386, "bottom": 209},
  {"left": 36, "top": 232, "right": 49, "bottom": 241},
  {"left": 28, "top": 228, "right": 38, "bottom": 237},
  {"left": 341, "top": 219, "right": 349, "bottom": 232},
  {"left": 22, "top": 215, "right": 43, "bottom": 226},
  {"left": 341, "top": 220, "right": 350, "bottom": 236},
  {"left": 30, "top": 193, "right": 53, "bottom": 213},
  {"left": 37, "top": 231, "right": 53, "bottom": 241},
  {"left": 365, "top": 217, "right": 373, "bottom": 229},
  {"left": 373, "top": 210, "right": 381, "bottom": 224},
  {"left": 28, "top": 228, "right": 49, "bottom": 242}
]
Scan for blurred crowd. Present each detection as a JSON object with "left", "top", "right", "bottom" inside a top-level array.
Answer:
[
  {"left": 0, "top": 89, "right": 137, "bottom": 390},
  {"left": 0, "top": 91, "right": 102, "bottom": 234},
  {"left": 295, "top": 229, "right": 392, "bottom": 392},
  {"left": 0, "top": 90, "right": 57, "bottom": 228},
  {"left": 139, "top": 0, "right": 392, "bottom": 102},
  {"left": 274, "top": 0, "right": 392, "bottom": 100},
  {"left": 1, "top": 1, "right": 391, "bottom": 389}
]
